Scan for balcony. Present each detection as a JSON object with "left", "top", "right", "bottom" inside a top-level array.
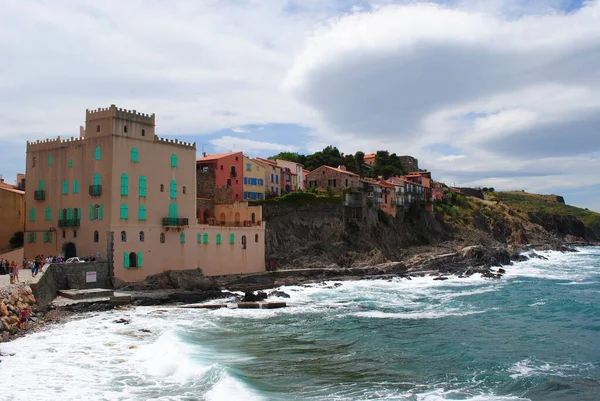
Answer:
[
  {"left": 230, "top": 170, "right": 237, "bottom": 178},
  {"left": 162, "top": 218, "right": 189, "bottom": 227},
  {"left": 58, "top": 219, "right": 81, "bottom": 228},
  {"left": 34, "top": 190, "right": 45, "bottom": 200},
  {"left": 89, "top": 185, "right": 102, "bottom": 196}
]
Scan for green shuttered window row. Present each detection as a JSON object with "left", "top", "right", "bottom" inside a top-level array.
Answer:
[{"left": 123, "top": 252, "right": 143, "bottom": 268}]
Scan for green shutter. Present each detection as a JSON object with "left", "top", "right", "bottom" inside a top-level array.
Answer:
[
  {"left": 38, "top": 179, "right": 44, "bottom": 191},
  {"left": 216, "top": 233, "right": 221, "bottom": 245},
  {"left": 98, "top": 204, "right": 103, "bottom": 220},
  {"left": 180, "top": 232, "right": 185, "bottom": 244},
  {"left": 170, "top": 180, "right": 177, "bottom": 199},
  {"left": 90, "top": 204, "right": 94, "bottom": 220},
  {"left": 197, "top": 233, "right": 201, "bottom": 243},
  {"left": 168, "top": 203, "right": 178, "bottom": 218},
  {"left": 48, "top": 154, "right": 52, "bottom": 166},
  {"left": 69, "top": 159, "right": 73, "bottom": 168},
  {"left": 230, "top": 233, "right": 235, "bottom": 244},
  {"left": 58, "top": 209, "right": 63, "bottom": 220},
  {"left": 120, "top": 204, "right": 128, "bottom": 219},
  {"left": 131, "top": 148, "right": 139, "bottom": 162},
  {"left": 121, "top": 174, "right": 129, "bottom": 196},
  {"left": 94, "top": 147, "right": 101, "bottom": 161},
  {"left": 124, "top": 252, "right": 129, "bottom": 268},
  {"left": 33, "top": 233, "right": 36, "bottom": 243},
  {"left": 29, "top": 208, "right": 35, "bottom": 222},
  {"left": 45, "top": 207, "right": 51, "bottom": 221},
  {"left": 62, "top": 180, "right": 68, "bottom": 195},
  {"left": 73, "top": 180, "right": 79, "bottom": 194},
  {"left": 137, "top": 252, "right": 143, "bottom": 267},
  {"left": 93, "top": 173, "right": 101, "bottom": 186},
  {"left": 171, "top": 154, "right": 177, "bottom": 167},
  {"left": 138, "top": 205, "right": 146, "bottom": 221},
  {"left": 139, "top": 176, "right": 147, "bottom": 197},
  {"left": 48, "top": 232, "right": 52, "bottom": 243},
  {"left": 203, "top": 233, "right": 208, "bottom": 244}
]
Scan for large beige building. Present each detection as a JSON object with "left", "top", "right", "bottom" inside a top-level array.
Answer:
[{"left": 24, "top": 105, "right": 265, "bottom": 283}]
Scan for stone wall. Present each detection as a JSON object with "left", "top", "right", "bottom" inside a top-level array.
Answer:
[
  {"left": 1, "top": 285, "right": 36, "bottom": 337},
  {"left": 32, "top": 262, "right": 111, "bottom": 306}
]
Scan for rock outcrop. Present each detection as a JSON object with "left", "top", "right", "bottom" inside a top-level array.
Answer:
[{"left": 1, "top": 285, "right": 37, "bottom": 342}]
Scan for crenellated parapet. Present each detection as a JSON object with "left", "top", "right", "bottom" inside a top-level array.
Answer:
[
  {"left": 86, "top": 104, "right": 155, "bottom": 125},
  {"left": 26, "top": 136, "right": 86, "bottom": 152},
  {"left": 155, "top": 136, "right": 196, "bottom": 150}
]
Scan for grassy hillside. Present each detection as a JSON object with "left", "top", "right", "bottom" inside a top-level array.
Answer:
[{"left": 488, "top": 191, "right": 600, "bottom": 231}]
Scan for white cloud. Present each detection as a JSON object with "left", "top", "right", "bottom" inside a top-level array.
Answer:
[
  {"left": 231, "top": 127, "right": 249, "bottom": 133},
  {"left": 210, "top": 136, "right": 298, "bottom": 154}
]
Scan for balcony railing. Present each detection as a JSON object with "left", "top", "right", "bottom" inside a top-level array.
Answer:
[
  {"left": 34, "top": 190, "right": 45, "bottom": 200},
  {"left": 89, "top": 185, "right": 102, "bottom": 196},
  {"left": 162, "top": 218, "right": 189, "bottom": 227},
  {"left": 58, "top": 219, "right": 81, "bottom": 228}
]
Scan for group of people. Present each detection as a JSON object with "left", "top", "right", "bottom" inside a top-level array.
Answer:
[
  {"left": 0, "top": 258, "right": 21, "bottom": 283},
  {"left": 1, "top": 254, "right": 60, "bottom": 284}
]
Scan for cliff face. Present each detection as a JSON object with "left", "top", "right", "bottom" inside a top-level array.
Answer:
[
  {"left": 262, "top": 191, "right": 598, "bottom": 270},
  {"left": 263, "top": 202, "right": 449, "bottom": 269}
]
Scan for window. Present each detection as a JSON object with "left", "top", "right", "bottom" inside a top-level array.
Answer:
[
  {"left": 271, "top": 174, "right": 274, "bottom": 183},
  {"left": 142, "top": 129, "right": 145, "bottom": 137},
  {"left": 180, "top": 232, "right": 185, "bottom": 244},
  {"left": 29, "top": 207, "right": 36, "bottom": 222},
  {"left": 94, "top": 230, "right": 99, "bottom": 242},
  {"left": 120, "top": 204, "right": 128, "bottom": 219},
  {"left": 275, "top": 175, "right": 279, "bottom": 184},
  {"left": 241, "top": 235, "right": 247, "bottom": 250},
  {"left": 96, "top": 125, "right": 100, "bottom": 133},
  {"left": 139, "top": 176, "right": 147, "bottom": 197},
  {"left": 129, "top": 252, "right": 137, "bottom": 268},
  {"left": 48, "top": 154, "right": 53, "bottom": 166},
  {"left": 120, "top": 173, "right": 129, "bottom": 196},
  {"left": 62, "top": 180, "right": 68, "bottom": 195},
  {"left": 121, "top": 231, "right": 127, "bottom": 242},
  {"left": 32, "top": 157, "right": 36, "bottom": 168},
  {"left": 251, "top": 178, "right": 257, "bottom": 185},
  {"left": 216, "top": 233, "right": 221, "bottom": 245},
  {"left": 73, "top": 230, "right": 77, "bottom": 238},
  {"left": 346, "top": 179, "right": 348, "bottom": 187},
  {"left": 170, "top": 180, "right": 177, "bottom": 199},
  {"left": 94, "top": 146, "right": 101, "bottom": 160},
  {"left": 124, "top": 125, "right": 128, "bottom": 133},
  {"left": 123, "top": 252, "right": 129, "bottom": 268},
  {"left": 246, "top": 163, "right": 251, "bottom": 171},
  {"left": 27, "top": 232, "right": 36, "bottom": 243},
  {"left": 138, "top": 205, "right": 146, "bottom": 220},
  {"left": 226, "top": 179, "right": 231, "bottom": 187},
  {"left": 258, "top": 179, "right": 264, "bottom": 186},
  {"left": 182, "top": 186, "right": 186, "bottom": 194},
  {"left": 244, "top": 177, "right": 248, "bottom": 185},
  {"left": 69, "top": 159, "right": 73, "bottom": 168},
  {"left": 229, "top": 233, "right": 235, "bottom": 244},
  {"left": 255, "top": 234, "right": 259, "bottom": 243},
  {"left": 45, "top": 207, "right": 51, "bottom": 221},
  {"left": 203, "top": 233, "right": 208, "bottom": 244},
  {"left": 73, "top": 180, "right": 79, "bottom": 194},
  {"left": 160, "top": 184, "right": 164, "bottom": 192},
  {"left": 93, "top": 173, "right": 101, "bottom": 186},
  {"left": 197, "top": 233, "right": 201, "bottom": 243},
  {"left": 160, "top": 233, "right": 165, "bottom": 243},
  {"left": 140, "top": 231, "right": 145, "bottom": 242},
  {"left": 168, "top": 203, "right": 178, "bottom": 218},
  {"left": 220, "top": 164, "right": 224, "bottom": 170},
  {"left": 131, "top": 148, "right": 139, "bottom": 162},
  {"left": 171, "top": 154, "right": 178, "bottom": 167},
  {"left": 62, "top": 230, "right": 65, "bottom": 239}
]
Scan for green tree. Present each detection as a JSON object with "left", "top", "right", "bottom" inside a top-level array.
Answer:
[
  {"left": 371, "top": 151, "right": 407, "bottom": 179},
  {"left": 268, "top": 152, "right": 307, "bottom": 165},
  {"left": 304, "top": 145, "right": 343, "bottom": 171}
]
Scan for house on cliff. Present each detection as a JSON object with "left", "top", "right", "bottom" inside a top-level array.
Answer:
[{"left": 306, "top": 165, "right": 360, "bottom": 195}]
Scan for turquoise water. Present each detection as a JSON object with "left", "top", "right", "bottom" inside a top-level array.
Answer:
[{"left": 1, "top": 247, "right": 600, "bottom": 400}]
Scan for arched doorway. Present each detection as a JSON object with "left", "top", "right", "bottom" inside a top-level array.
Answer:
[
  {"left": 129, "top": 252, "right": 138, "bottom": 268},
  {"left": 63, "top": 242, "right": 76, "bottom": 259}
]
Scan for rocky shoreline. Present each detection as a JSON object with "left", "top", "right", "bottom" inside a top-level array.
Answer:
[{"left": 0, "top": 241, "right": 592, "bottom": 347}]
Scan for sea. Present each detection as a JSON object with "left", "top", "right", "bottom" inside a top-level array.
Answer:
[{"left": 1, "top": 247, "right": 600, "bottom": 401}]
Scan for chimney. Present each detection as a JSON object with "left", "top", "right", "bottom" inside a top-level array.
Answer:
[
  {"left": 203, "top": 152, "right": 207, "bottom": 157},
  {"left": 338, "top": 165, "right": 346, "bottom": 171}
]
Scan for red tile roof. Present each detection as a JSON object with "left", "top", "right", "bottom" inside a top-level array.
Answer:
[
  {"left": 316, "top": 165, "right": 359, "bottom": 176},
  {"left": 197, "top": 151, "right": 242, "bottom": 162},
  {"left": 0, "top": 186, "right": 24, "bottom": 195}
]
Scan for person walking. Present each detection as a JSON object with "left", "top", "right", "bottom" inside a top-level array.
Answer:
[
  {"left": 8, "top": 263, "right": 14, "bottom": 284},
  {"left": 12, "top": 262, "right": 20, "bottom": 283}
]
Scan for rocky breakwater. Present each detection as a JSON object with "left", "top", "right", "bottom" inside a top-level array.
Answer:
[{"left": 1, "top": 285, "right": 37, "bottom": 342}]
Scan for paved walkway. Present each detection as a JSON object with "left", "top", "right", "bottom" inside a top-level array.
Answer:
[{"left": 0, "top": 269, "right": 44, "bottom": 288}]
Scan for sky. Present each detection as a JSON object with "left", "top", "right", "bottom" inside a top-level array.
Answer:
[{"left": 1, "top": 0, "right": 599, "bottom": 211}]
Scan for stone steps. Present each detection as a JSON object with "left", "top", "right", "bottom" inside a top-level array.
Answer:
[{"left": 58, "top": 288, "right": 115, "bottom": 300}]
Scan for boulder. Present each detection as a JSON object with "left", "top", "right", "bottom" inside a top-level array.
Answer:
[
  {"left": 241, "top": 291, "right": 268, "bottom": 302},
  {"left": 268, "top": 291, "right": 291, "bottom": 299}
]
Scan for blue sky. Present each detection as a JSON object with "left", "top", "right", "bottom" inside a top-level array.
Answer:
[{"left": 1, "top": 0, "right": 600, "bottom": 211}]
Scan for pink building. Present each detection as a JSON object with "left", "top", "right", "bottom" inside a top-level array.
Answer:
[{"left": 196, "top": 152, "right": 244, "bottom": 203}]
